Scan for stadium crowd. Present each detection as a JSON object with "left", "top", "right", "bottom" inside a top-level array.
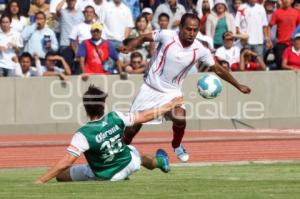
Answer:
[{"left": 0, "top": 0, "right": 299, "bottom": 79}]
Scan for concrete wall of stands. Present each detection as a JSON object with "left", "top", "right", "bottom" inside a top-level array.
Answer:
[{"left": 1, "top": 71, "right": 300, "bottom": 134}]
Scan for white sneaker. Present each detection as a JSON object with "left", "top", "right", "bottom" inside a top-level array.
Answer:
[{"left": 174, "top": 145, "right": 189, "bottom": 162}]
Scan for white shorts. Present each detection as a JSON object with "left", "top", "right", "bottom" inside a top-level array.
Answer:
[
  {"left": 70, "top": 146, "right": 141, "bottom": 181},
  {"left": 130, "top": 83, "right": 184, "bottom": 124}
]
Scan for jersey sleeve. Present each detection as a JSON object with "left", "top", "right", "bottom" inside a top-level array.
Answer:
[
  {"left": 198, "top": 47, "right": 215, "bottom": 67},
  {"left": 152, "top": 30, "right": 175, "bottom": 43},
  {"left": 67, "top": 132, "right": 89, "bottom": 157},
  {"left": 115, "top": 111, "right": 135, "bottom": 127}
]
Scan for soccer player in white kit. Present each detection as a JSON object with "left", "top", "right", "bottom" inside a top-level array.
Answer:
[{"left": 119, "top": 13, "right": 251, "bottom": 162}]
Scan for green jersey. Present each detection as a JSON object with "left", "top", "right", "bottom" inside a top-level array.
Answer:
[{"left": 69, "top": 111, "right": 135, "bottom": 180}]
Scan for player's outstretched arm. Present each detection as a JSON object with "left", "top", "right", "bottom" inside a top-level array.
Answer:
[
  {"left": 34, "top": 153, "right": 77, "bottom": 184},
  {"left": 211, "top": 64, "right": 251, "bottom": 94},
  {"left": 118, "top": 33, "right": 154, "bottom": 53},
  {"left": 133, "top": 97, "right": 184, "bottom": 124}
]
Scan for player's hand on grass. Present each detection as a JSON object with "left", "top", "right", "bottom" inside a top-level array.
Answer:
[
  {"left": 34, "top": 179, "right": 43, "bottom": 185},
  {"left": 238, "top": 84, "right": 251, "bottom": 94}
]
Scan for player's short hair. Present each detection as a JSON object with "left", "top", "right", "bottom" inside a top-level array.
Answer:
[
  {"left": 180, "top": 13, "right": 200, "bottom": 27},
  {"left": 83, "top": 85, "right": 108, "bottom": 118},
  {"left": 158, "top": 13, "right": 170, "bottom": 21}
]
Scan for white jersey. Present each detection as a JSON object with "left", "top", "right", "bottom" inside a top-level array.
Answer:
[{"left": 145, "top": 30, "right": 215, "bottom": 93}]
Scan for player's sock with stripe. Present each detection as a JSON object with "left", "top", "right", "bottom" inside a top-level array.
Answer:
[{"left": 172, "top": 122, "right": 186, "bottom": 148}]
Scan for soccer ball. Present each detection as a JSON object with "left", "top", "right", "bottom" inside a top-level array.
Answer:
[{"left": 197, "top": 74, "right": 222, "bottom": 99}]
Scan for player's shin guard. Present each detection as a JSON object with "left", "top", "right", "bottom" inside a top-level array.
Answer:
[{"left": 172, "top": 121, "right": 186, "bottom": 148}]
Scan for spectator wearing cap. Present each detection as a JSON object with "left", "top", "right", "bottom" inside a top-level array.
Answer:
[
  {"left": 235, "top": 0, "right": 269, "bottom": 59},
  {"left": 269, "top": 0, "right": 300, "bottom": 69},
  {"left": 206, "top": 0, "right": 236, "bottom": 49},
  {"left": 22, "top": 11, "right": 58, "bottom": 60},
  {"left": 215, "top": 31, "right": 241, "bottom": 71},
  {"left": 56, "top": 0, "right": 84, "bottom": 74},
  {"left": 239, "top": 47, "right": 266, "bottom": 71},
  {"left": 282, "top": 33, "right": 300, "bottom": 70},
  {"left": 77, "top": 22, "right": 123, "bottom": 78},
  {"left": 102, "top": 0, "right": 134, "bottom": 49},
  {"left": 141, "top": 7, "right": 154, "bottom": 32},
  {"left": 152, "top": 0, "right": 186, "bottom": 30}
]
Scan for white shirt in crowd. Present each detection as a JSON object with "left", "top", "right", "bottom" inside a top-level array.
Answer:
[
  {"left": 102, "top": 1, "right": 134, "bottom": 41},
  {"left": 235, "top": 3, "right": 268, "bottom": 45},
  {"left": 215, "top": 44, "right": 241, "bottom": 67},
  {"left": 67, "top": 111, "right": 134, "bottom": 157},
  {"left": 11, "top": 16, "right": 28, "bottom": 33},
  {"left": 50, "top": 0, "right": 87, "bottom": 13},
  {"left": 69, "top": 22, "right": 93, "bottom": 44},
  {"left": 146, "top": 30, "right": 215, "bottom": 93},
  {"left": 13, "top": 59, "right": 43, "bottom": 77},
  {"left": 79, "top": 0, "right": 107, "bottom": 22},
  {"left": 0, "top": 29, "right": 23, "bottom": 70}
]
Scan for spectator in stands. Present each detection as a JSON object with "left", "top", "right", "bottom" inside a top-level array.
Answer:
[
  {"left": 215, "top": 31, "right": 241, "bottom": 71},
  {"left": 196, "top": 0, "right": 214, "bottom": 18},
  {"left": 0, "top": 14, "right": 23, "bottom": 77},
  {"left": 198, "top": 0, "right": 211, "bottom": 34},
  {"left": 77, "top": 22, "right": 123, "bottom": 78},
  {"left": 206, "top": 0, "right": 236, "bottom": 49},
  {"left": 3, "top": 0, "right": 28, "bottom": 33},
  {"left": 78, "top": 0, "right": 107, "bottom": 22},
  {"left": 102, "top": 0, "right": 134, "bottom": 49},
  {"left": 22, "top": 11, "right": 58, "bottom": 61},
  {"left": 158, "top": 13, "right": 170, "bottom": 30},
  {"left": 128, "top": 15, "right": 154, "bottom": 60},
  {"left": 69, "top": 5, "right": 96, "bottom": 56},
  {"left": 282, "top": 33, "right": 300, "bottom": 70},
  {"left": 56, "top": 0, "right": 84, "bottom": 74},
  {"left": 232, "top": 0, "right": 242, "bottom": 17},
  {"left": 141, "top": 7, "right": 154, "bottom": 32},
  {"left": 235, "top": 0, "right": 269, "bottom": 59},
  {"left": 28, "top": 0, "right": 50, "bottom": 17},
  {"left": 12, "top": 52, "right": 43, "bottom": 77},
  {"left": 239, "top": 47, "right": 266, "bottom": 71},
  {"left": 292, "top": 25, "right": 300, "bottom": 38},
  {"left": 152, "top": 0, "right": 186, "bottom": 30},
  {"left": 41, "top": 51, "right": 71, "bottom": 81},
  {"left": 293, "top": 0, "right": 300, "bottom": 11},
  {"left": 269, "top": 0, "right": 300, "bottom": 69},
  {"left": 264, "top": 0, "right": 277, "bottom": 44},
  {"left": 124, "top": 51, "right": 146, "bottom": 74}
]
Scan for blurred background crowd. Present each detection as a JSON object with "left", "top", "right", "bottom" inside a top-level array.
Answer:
[{"left": 0, "top": 0, "right": 299, "bottom": 80}]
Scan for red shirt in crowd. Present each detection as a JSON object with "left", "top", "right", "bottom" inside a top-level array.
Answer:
[
  {"left": 270, "top": 8, "right": 300, "bottom": 45},
  {"left": 282, "top": 46, "right": 300, "bottom": 69}
]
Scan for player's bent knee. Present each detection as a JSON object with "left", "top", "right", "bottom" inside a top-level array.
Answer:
[{"left": 56, "top": 169, "right": 72, "bottom": 182}]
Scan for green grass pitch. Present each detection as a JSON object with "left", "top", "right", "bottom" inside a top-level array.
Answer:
[{"left": 1, "top": 163, "right": 300, "bottom": 199}]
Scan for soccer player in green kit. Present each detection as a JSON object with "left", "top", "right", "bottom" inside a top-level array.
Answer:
[{"left": 35, "top": 85, "right": 183, "bottom": 184}]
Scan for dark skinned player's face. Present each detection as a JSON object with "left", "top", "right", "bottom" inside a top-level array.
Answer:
[{"left": 179, "top": 18, "right": 199, "bottom": 45}]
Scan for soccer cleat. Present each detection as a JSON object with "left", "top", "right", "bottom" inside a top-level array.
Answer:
[
  {"left": 174, "top": 145, "right": 189, "bottom": 162},
  {"left": 156, "top": 149, "right": 170, "bottom": 173}
]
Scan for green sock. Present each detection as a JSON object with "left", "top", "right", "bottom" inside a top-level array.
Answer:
[{"left": 156, "top": 157, "right": 164, "bottom": 168}]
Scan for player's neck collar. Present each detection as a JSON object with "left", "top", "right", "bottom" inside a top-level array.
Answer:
[{"left": 178, "top": 36, "right": 193, "bottom": 48}]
